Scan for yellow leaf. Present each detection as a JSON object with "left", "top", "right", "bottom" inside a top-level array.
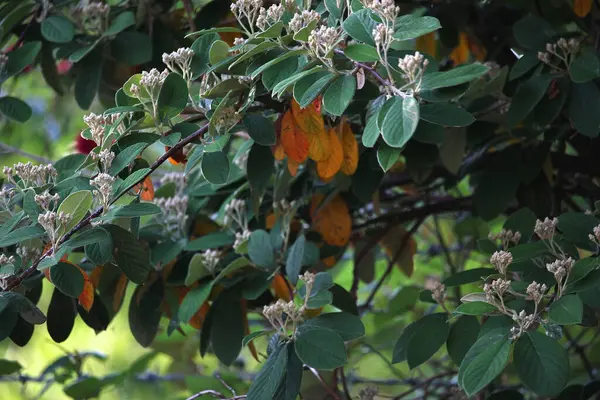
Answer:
[
  {"left": 287, "top": 157, "right": 300, "bottom": 176},
  {"left": 317, "top": 129, "right": 343, "bottom": 180},
  {"left": 310, "top": 194, "right": 352, "bottom": 247},
  {"left": 380, "top": 226, "right": 417, "bottom": 277},
  {"left": 271, "top": 275, "right": 293, "bottom": 302},
  {"left": 322, "top": 256, "right": 337, "bottom": 268},
  {"left": 307, "top": 127, "right": 331, "bottom": 162},
  {"left": 274, "top": 142, "right": 286, "bottom": 161},
  {"left": 281, "top": 110, "right": 309, "bottom": 163},
  {"left": 291, "top": 98, "right": 326, "bottom": 135},
  {"left": 338, "top": 120, "right": 358, "bottom": 175},
  {"left": 77, "top": 267, "right": 95, "bottom": 312},
  {"left": 574, "top": 0, "right": 593, "bottom": 17},
  {"left": 416, "top": 32, "right": 437, "bottom": 58},
  {"left": 449, "top": 32, "right": 470, "bottom": 65}
]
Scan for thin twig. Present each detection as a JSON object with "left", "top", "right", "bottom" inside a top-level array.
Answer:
[
  {"left": 186, "top": 390, "right": 246, "bottom": 400},
  {"left": 338, "top": 367, "right": 351, "bottom": 400},
  {"left": 0, "top": 142, "right": 52, "bottom": 164},
  {"left": 433, "top": 215, "right": 461, "bottom": 301},
  {"left": 308, "top": 366, "right": 341, "bottom": 400},
  {"left": 392, "top": 370, "right": 457, "bottom": 400},
  {"left": 2, "top": 123, "right": 209, "bottom": 292},
  {"left": 182, "top": 0, "right": 197, "bottom": 32},
  {"left": 333, "top": 48, "right": 393, "bottom": 91}
]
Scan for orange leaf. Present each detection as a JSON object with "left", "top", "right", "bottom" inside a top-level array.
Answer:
[
  {"left": 165, "top": 145, "right": 187, "bottom": 165},
  {"left": 307, "top": 126, "right": 331, "bottom": 162},
  {"left": 416, "top": 32, "right": 437, "bottom": 58},
  {"left": 271, "top": 275, "right": 293, "bottom": 302},
  {"left": 287, "top": 157, "right": 300, "bottom": 176},
  {"left": 242, "top": 300, "right": 260, "bottom": 362},
  {"left": 90, "top": 266, "right": 103, "bottom": 288},
  {"left": 113, "top": 273, "right": 128, "bottom": 313},
  {"left": 338, "top": 120, "right": 358, "bottom": 175},
  {"left": 322, "top": 256, "right": 337, "bottom": 268},
  {"left": 189, "top": 302, "right": 210, "bottom": 329},
  {"left": 380, "top": 226, "right": 417, "bottom": 277},
  {"left": 574, "top": 0, "right": 593, "bottom": 17},
  {"left": 281, "top": 111, "right": 309, "bottom": 163},
  {"left": 304, "top": 307, "right": 323, "bottom": 318},
  {"left": 310, "top": 194, "right": 352, "bottom": 247},
  {"left": 77, "top": 268, "right": 95, "bottom": 312},
  {"left": 193, "top": 215, "right": 221, "bottom": 237},
  {"left": 316, "top": 129, "right": 343, "bottom": 180},
  {"left": 133, "top": 177, "right": 155, "bottom": 201},
  {"left": 291, "top": 98, "right": 325, "bottom": 135},
  {"left": 273, "top": 142, "right": 286, "bottom": 161},
  {"left": 449, "top": 32, "right": 470, "bottom": 65}
]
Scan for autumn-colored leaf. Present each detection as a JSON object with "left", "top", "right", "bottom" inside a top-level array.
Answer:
[
  {"left": 380, "top": 226, "right": 417, "bottom": 277},
  {"left": 322, "top": 256, "right": 337, "bottom": 268},
  {"left": 166, "top": 145, "right": 187, "bottom": 165},
  {"left": 291, "top": 98, "right": 325, "bottom": 135},
  {"left": 281, "top": 110, "right": 309, "bottom": 163},
  {"left": 273, "top": 142, "right": 286, "bottom": 161},
  {"left": 113, "top": 273, "right": 128, "bottom": 313},
  {"left": 133, "top": 176, "right": 155, "bottom": 201},
  {"left": 307, "top": 126, "right": 331, "bottom": 162},
  {"left": 193, "top": 215, "right": 221, "bottom": 237},
  {"left": 338, "top": 120, "right": 358, "bottom": 175},
  {"left": 317, "top": 129, "right": 343, "bottom": 180},
  {"left": 304, "top": 307, "right": 323, "bottom": 318},
  {"left": 77, "top": 267, "right": 95, "bottom": 312},
  {"left": 449, "top": 32, "right": 470, "bottom": 65},
  {"left": 310, "top": 194, "right": 352, "bottom": 247},
  {"left": 242, "top": 300, "right": 260, "bottom": 362},
  {"left": 416, "top": 32, "right": 437, "bottom": 59},
  {"left": 189, "top": 302, "right": 210, "bottom": 330},
  {"left": 287, "top": 157, "right": 300, "bottom": 176},
  {"left": 271, "top": 274, "right": 293, "bottom": 302},
  {"left": 90, "top": 266, "right": 103, "bottom": 288},
  {"left": 574, "top": 0, "right": 592, "bottom": 17}
]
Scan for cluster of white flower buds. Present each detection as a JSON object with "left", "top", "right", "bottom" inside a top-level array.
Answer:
[
  {"left": 484, "top": 278, "right": 511, "bottom": 304},
  {"left": 212, "top": 107, "right": 240, "bottom": 133},
  {"left": 131, "top": 69, "right": 170, "bottom": 98},
  {"left": 34, "top": 191, "right": 60, "bottom": 211},
  {"left": 397, "top": 52, "right": 429, "bottom": 91},
  {"left": 488, "top": 229, "right": 521, "bottom": 249},
  {"left": 3, "top": 162, "right": 57, "bottom": 188},
  {"left": 289, "top": 10, "right": 320, "bottom": 34},
  {"left": 83, "top": 112, "right": 121, "bottom": 147},
  {"left": 274, "top": 198, "right": 297, "bottom": 215},
  {"left": 78, "top": 1, "right": 110, "bottom": 34},
  {"left": 526, "top": 281, "right": 547, "bottom": 305},
  {"left": 363, "top": 0, "right": 399, "bottom": 22},
  {"left": 257, "top": 4, "right": 284, "bottom": 30},
  {"left": 160, "top": 172, "right": 186, "bottom": 194},
  {"left": 90, "top": 173, "right": 116, "bottom": 212},
  {"left": 588, "top": 224, "right": 600, "bottom": 246},
  {"left": 537, "top": 38, "right": 580, "bottom": 68},
  {"left": 0, "top": 254, "right": 16, "bottom": 290},
  {"left": 201, "top": 249, "right": 222, "bottom": 273},
  {"left": 263, "top": 299, "right": 300, "bottom": 332},
  {"left": 224, "top": 198, "right": 248, "bottom": 231},
  {"left": 430, "top": 281, "right": 447, "bottom": 305},
  {"left": 546, "top": 257, "right": 574, "bottom": 286},
  {"left": 490, "top": 250, "right": 513, "bottom": 276},
  {"left": 0, "top": 187, "right": 14, "bottom": 210},
  {"left": 91, "top": 149, "right": 115, "bottom": 172},
  {"left": 162, "top": 48, "right": 195, "bottom": 81},
  {"left": 359, "top": 387, "right": 379, "bottom": 400},
  {"left": 0, "top": 254, "right": 16, "bottom": 266},
  {"left": 38, "top": 210, "right": 71, "bottom": 246},
  {"left": 231, "top": 0, "right": 263, "bottom": 32},
  {"left": 154, "top": 195, "right": 189, "bottom": 236},
  {"left": 534, "top": 217, "right": 558, "bottom": 240},
  {"left": 510, "top": 310, "right": 536, "bottom": 340},
  {"left": 373, "top": 23, "right": 394, "bottom": 50},
  {"left": 308, "top": 26, "right": 341, "bottom": 64},
  {"left": 234, "top": 230, "right": 251, "bottom": 250},
  {"left": 16, "top": 246, "right": 41, "bottom": 266}
]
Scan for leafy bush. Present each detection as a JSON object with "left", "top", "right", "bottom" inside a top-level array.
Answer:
[{"left": 2, "top": 0, "right": 600, "bottom": 399}]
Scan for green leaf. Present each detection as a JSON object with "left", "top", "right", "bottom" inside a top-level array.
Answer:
[
  {"left": 128, "top": 278, "right": 163, "bottom": 347},
  {"left": 229, "top": 41, "right": 278, "bottom": 70},
  {"left": 50, "top": 262, "right": 84, "bottom": 298},
  {"left": 191, "top": 33, "right": 220, "bottom": 79},
  {"left": 64, "top": 376, "right": 104, "bottom": 399},
  {"left": 405, "top": 313, "right": 449, "bottom": 369},
  {"left": 248, "top": 144, "right": 274, "bottom": 194},
  {"left": 343, "top": 9, "right": 377, "bottom": 46},
  {"left": 210, "top": 290, "right": 244, "bottom": 365},
  {"left": 104, "top": 225, "right": 150, "bottom": 284},
  {"left": 393, "top": 16, "right": 441, "bottom": 41},
  {"left": 377, "top": 143, "right": 401, "bottom": 171},
  {"left": 41, "top": 15, "right": 74, "bottom": 43},
  {"left": 443, "top": 268, "right": 494, "bottom": 287},
  {"left": 382, "top": 96, "right": 419, "bottom": 148},
  {"left": 558, "top": 212, "right": 599, "bottom": 251},
  {"left": 455, "top": 302, "right": 498, "bottom": 316},
  {"left": 513, "top": 15, "right": 555, "bottom": 49},
  {"left": 63, "top": 227, "right": 111, "bottom": 249},
  {"left": 569, "top": 47, "right": 600, "bottom": 83},
  {"left": 513, "top": 331, "right": 569, "bottom": 396},
  {"left": 507, "top": 75, "right": 552, "bottom": 127},
  {"left": 157, "top": 73, "right": 188, "bottom": 122},
  {"left": 111, "top": 32, "right": 152, "bottom": 66},
  {"left": 6, "top": 41, "right": 41, "bottom": 77},
  {"left": 299, "top": 312, "right": 365, "bottom": 341},
  {"left": 323, "top": 74, "right": 356, "bottom": 116},
  {"left": 0, "top": 359, "right": 22, "bottom": 376},
  {"left": 569, "top": 82, "right": 600, "bottom": 138},
  {"left": 247, "top": 340, "right": 288, "bottom": 400},
  {"left": 201, "top": 151, "right": 230, "bottom": 184},
  {"left": 420, "top": 103, "right": 474, "bottom": 127},
  {"left": 362, "top": 113, "right": 380, "bottom": 147},
  {"left": 548, "top": 294, "right": 583, "bottom": 325},
  {"left": 294, "top": 328, "right": 347, "bottom": 370},
  {"left": 272, "top": 67, "right": 326, "bottom": 97},
  {"left": 113, "top": 202, "right": 161, "bottom": 217},
  {"left": 109, "top": 142, "right": 147, "bottom": 175},
  {"left": 115, "top": 168, "right": 150, "bottom": 199},
  {"left": 257, "top": 21, "right": 284, "bottom": 38},
  {"left": 325, "top": 0, "right": 344, "bottom": 19},
  {"left": 504, "top": 208, "right": 536, "bottom": 243},
  {"left": 509, "top": 52, "right": 540, "bottom": 81},
  {"left": 286, "top": 235, "right": 305, "bottom": 285},
  {"left": 253, "top": 49, "right": 303, "bottom": 79},
  {"left": 184, "top": 253, "right": 211, "bottom": 286},
  {"left": 209, "top": 40, "right": 230, "bottom": 65},
  {"left": 57, "top": 190, "right": 93, "bottom": 235},
  {"left": 178, "top": 284, "right": 211, "bottom": 323},
  {"left": 446, "top": 316, "right": 480, "bottom": 366},
  {"left": 343, "top": 44, "right": 378, "bottom": 62},
  {"left": 294, "top": 71, "right": 335, "bottom": 108},
  {"left": 85, "top": 233, "right": 113, "bottom": 265},
  {"left": 243, "top": 114, "right": 276, "bottom": 145},
  {"left": 75, "top": 51, "right": 102, "bottom": 109},
  {"left": 213, "top": 256, "right": 251, "bottom": 285},
  {"left": 459, "top": 331, "right": 511, "bottom": 397},
  {"left": 421, "top": 64, "right": 490, "bottom": 91},
  {"left": 0, "top": 96, "right": 32, "bottom": 122},
  {"left": 242, "top": 330, "right": 271, "bottom": 348},
  {"left": 104, "top": 11, "right": 135, "bottom": 37},
  {"left": 186, "top": 231, "right": 235, "bottom": 251},
  {"left": 248, "top": 230, "right": 275, "bottom": 268}
]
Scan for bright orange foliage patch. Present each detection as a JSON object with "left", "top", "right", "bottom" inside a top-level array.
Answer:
[
  {"left": 310, "top": 194, "right": 352, "bottom": 247},
  {"left": 281, "top": 110, "right": 309, "bottom": 163}
]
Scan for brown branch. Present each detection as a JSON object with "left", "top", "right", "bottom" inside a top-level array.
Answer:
[
  {"left": 338, "top": 367, "right": 351, "bottom": 400},
  {"left": 3, "top": 123, "right": 209, "bottom": 293},
  {"left": 333, "top": 48, "right": 393, "bottom": 90},
  {"left": 308, "top": 366, "right": 341, "bottom": 400},
  {"left": 392, "top": 370, "right": 457, "bottom": 400},
  {"left": 182, "top": 0, "right": 197, "bottom": 32}
]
